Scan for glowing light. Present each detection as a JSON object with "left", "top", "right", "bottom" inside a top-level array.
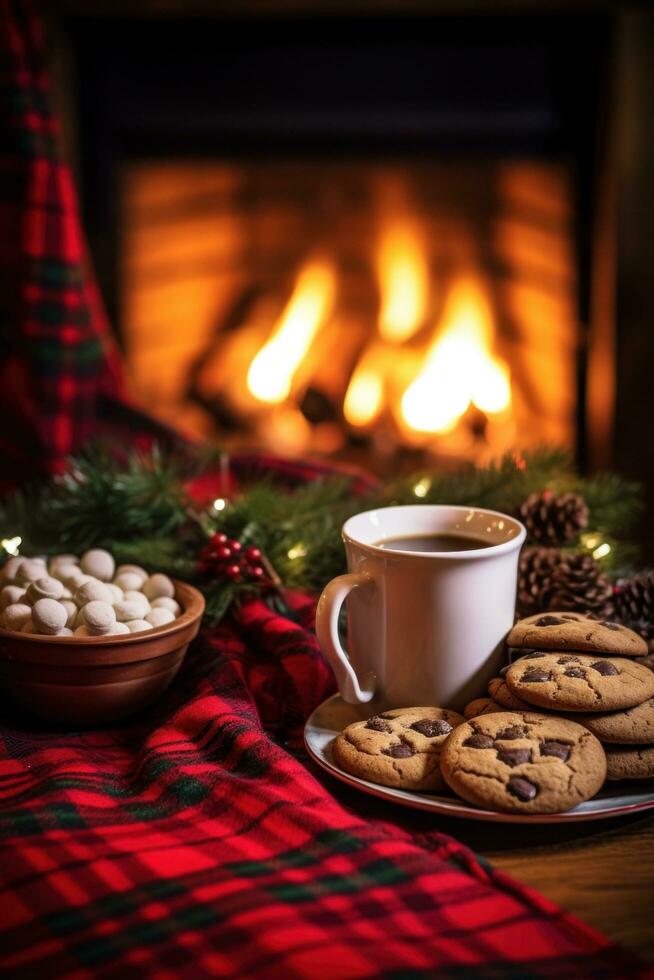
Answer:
[
  {"left": 1, "top": 536, "right": 21, "bottom": 556},
  {"left": 592, "top": 542, "right": 611, "bottom": 560},
  {"left": 287, "top": 544, "right": 307, "bottom": 560},
  {"left": 412, "top": 477, "right": 432, "bottom": 498},
  {"left": 401, "top": 276, "right": 511, "bottom": 434},
  {"left": 377, "top": 224, "right": 429, "bottom": 342},
  {"left": 212, "top": 498, "right": 227, "bottom": 513},
  {"left": 247, "top": 261, "right": 336, "bottom": 404},
  {"left": 581, "top": 533, "right": 602, "bottom": 550},
  {"left": 343, "top": 366, "right": 384, "bottom": 427}
]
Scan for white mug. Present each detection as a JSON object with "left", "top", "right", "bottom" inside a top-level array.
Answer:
[{"left": 316, "top": 505, "right": 525, "bottom": 712}]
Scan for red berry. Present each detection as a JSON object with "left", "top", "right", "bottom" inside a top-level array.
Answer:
[
  {"left": 230, "top": 540, "right": 242, "bottom": 554},
  {"left": 211, "top": 532, "right": 228, "bottom": 545},
  {"left": 245, "top": 546, "right": 261, "bottom": 561},
  {"left": 251, "top": 566, "right": 265, "bottom": 579},
  {"left": 216, "top": 546, "right": 232, "bottom": 560},
  {"left": 225, "top": 564, "right": 241, "bottom": 580}
]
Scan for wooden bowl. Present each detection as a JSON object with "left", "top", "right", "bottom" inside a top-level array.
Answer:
[{"left": 0, "top": 580, "right": 205, "bottom": 725}]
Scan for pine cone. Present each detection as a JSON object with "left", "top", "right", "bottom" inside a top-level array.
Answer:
[
  {"left": 517, "top": 546, "right": 561, "bottom": 616},
  {"left": 548, "top": 552, "right": 614, "bottom": 619},
  {"left": 614, "top": 570, "right": 654, "bottom": 640},
  {"left": 519, "top": 490, "right": 589, "bottom": 547}
]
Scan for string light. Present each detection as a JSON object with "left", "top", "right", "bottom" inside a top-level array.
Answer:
[
  {"left": 581, "top": 532, "right": 611, "bottom": 561},
  {"left": 1, "top": 536, "right": 21, "bottom": 556},
  {"left": 287, "top": 544, "right": 307, "bottom": 560},
  {"left": 412, "top": 477, "right": 432, "bottom": 498},
  {"left": 212, "top": 498, "right": 227, "bottom": 513}
]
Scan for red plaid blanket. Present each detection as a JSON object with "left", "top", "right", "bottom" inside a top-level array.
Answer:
[
  {"left": 0, "top": 593, "right": 649, "bottom": 979},
  {"left": 0, "top": 0, "right": 122, "bottom": 486}
]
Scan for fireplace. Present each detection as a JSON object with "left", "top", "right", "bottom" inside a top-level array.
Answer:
[
  {"left": 65, "top": 10, "right": 612, "bottom": 474},
  {"left": 119, "top": 157, "right": 577, "bottom": 467}
]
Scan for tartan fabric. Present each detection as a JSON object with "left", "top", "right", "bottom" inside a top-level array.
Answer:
[
  {"left": 0, "top": 0, "right": 123, "bottom": 485},
  {"left": 0, "top": 588, "right": 651, "bottom": 979}
]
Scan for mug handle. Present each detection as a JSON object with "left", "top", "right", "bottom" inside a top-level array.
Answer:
[{"left": 316, "top": 572, "right": 376, "bottom": 703}]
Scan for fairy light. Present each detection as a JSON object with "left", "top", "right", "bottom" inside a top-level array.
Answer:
[
  {"left": 1, "top": 536, "right": 21, "bottom": 556},
  {"left": 412, "top": 477, "right": 432, "bottom": 499},
  {"left": 212, "top": 498, "right": 227, "bottom": 513},
  {"left": 287, "top": 544, "right": 307, "bottom": 561},
  {"left": 580, "top": 531, "right": 611, "bottom": 561}
]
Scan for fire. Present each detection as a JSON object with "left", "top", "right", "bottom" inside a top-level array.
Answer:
[
  {"left": 343, "top": 363, "right": 384, "bottom": 428},
  {"left": 377, "top": 223, "right": 429, "bottom": 343},
  {"left": 401, "top": 276, "right": 511, "bottom": 434},
  {"left": 247, "top": 261, "right": 336, "bottom": 404}
]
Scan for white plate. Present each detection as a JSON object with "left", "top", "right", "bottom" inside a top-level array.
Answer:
[{"left": 304, "top": 694, "right": 654, "bottom": 824}]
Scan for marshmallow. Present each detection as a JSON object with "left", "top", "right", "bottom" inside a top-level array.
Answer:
[
  {"left": 3, "top": 603, "right": 33, "bottom": 631},
  {"left": 108, "top": 621, "right": 130, "bottom": 635},
  {"left": 0, "top": 585, "right": 26, "bottom": 610},
  {"left": 114, "top": 599, "right": 149, "bottom": 622},
  {"left": 82, "top": 600, "right": 116, "bottom": 635},
  {"left": 113, "top": 572, "right": 145, "bottom": 593},
  {"left": 151, "top": 596, "right": 181, "bottom": 617},
  {"left": 48, "top": 554, "right": 78, "bottom": 576},
  {"left": 2, "top": 557, "right": 25, "bottom": 583},
  {"left": 80, "top": 548, "right": 115, "bottom": 582},
  {"left": 142, "top": 573, "right": 174, "bottom": 600},
  {"left": 115, "top": 564, "right": 148, "bottom": 583},
  {"left": 27, "top": 576, "right": 65, "bottom": 604},
  {"left": 61, "top": 599, "right": 77, "bottom": 628},
  {"left": 32, "top": 598, "right": 67, "bottom": 635},
  {"left": 56, "top": 627, "right": 74, "bottom": 637},
  {"left": 74, "top": 579, "right": 112, "bottom": 607},
  {"left": 145, "top": 608, "right": 175, "bottom": 628},
  {"left": 16, "top": 559, "right": 47, "bottom": 585},
  {"left": 123, "top": 590, "right": 150, "bottom": 617},
  {"left": 125, "top": 619, "right": 152, "bottom": 633},
  {"left": 105, "top": 583, "right": 124, "bottom": 603},
  {"left": 62, "top": 568, "right": 91, "bottom": 590}
]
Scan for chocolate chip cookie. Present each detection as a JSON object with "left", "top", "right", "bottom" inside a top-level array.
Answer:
[
  {"left": 605, "top": 744, "right": 654, "bottom": 781},
  {"left": 332, "top": 706, "right": 465, "bottom": 791},
  {"left": 507, "top": 613, "right": 647, "bottom": 657},
  {"left": 440, "top": 711, "right": 607, "bottom": 813},
  {"left": 574, "top": 697, "right": 654, "bottom": 744},
  {"left": 488, "top": 676, "right": 533, "bottom": 711},
  {"left": 506, "top": 653, "right": 654, "bottom": 712},
  {"left": 463, "top": 697, "right": 504, "bottom": 719}
]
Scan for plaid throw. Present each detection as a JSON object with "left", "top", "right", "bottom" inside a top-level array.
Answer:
[
  {"left": 0, "top": 0, "right": 122, "bottom": 486},
  {"left": 0, "top": 588, "right": 650, "bottom": 979}
]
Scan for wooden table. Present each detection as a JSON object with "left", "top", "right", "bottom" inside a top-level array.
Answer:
[{"left": 452, "top": 812, "right": 654, "bottom": 963}]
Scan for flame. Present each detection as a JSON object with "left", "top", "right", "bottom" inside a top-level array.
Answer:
[
  {"left": 377, "top": 224, "right": 429, "bottom": 343},
  {"left": 343, "top": 355, "right": 384, "bottom": 427},
  {"left": 401, "top": 276, "right": 511, "bottom": 434},
  {"left": 247, "top": 261, "right": 335, "bottom": 403}
]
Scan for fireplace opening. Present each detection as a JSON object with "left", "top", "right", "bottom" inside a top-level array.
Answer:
[
  {"left": 66, "top": 11, "right": 611, "bottom": 474},
  {"left": 121, "top": 158, "right": 577, "bottom": 467}
]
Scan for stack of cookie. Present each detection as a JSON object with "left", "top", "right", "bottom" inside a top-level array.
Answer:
[{"left": 466, "top": 612, "right": 654, "bottom": 784}]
